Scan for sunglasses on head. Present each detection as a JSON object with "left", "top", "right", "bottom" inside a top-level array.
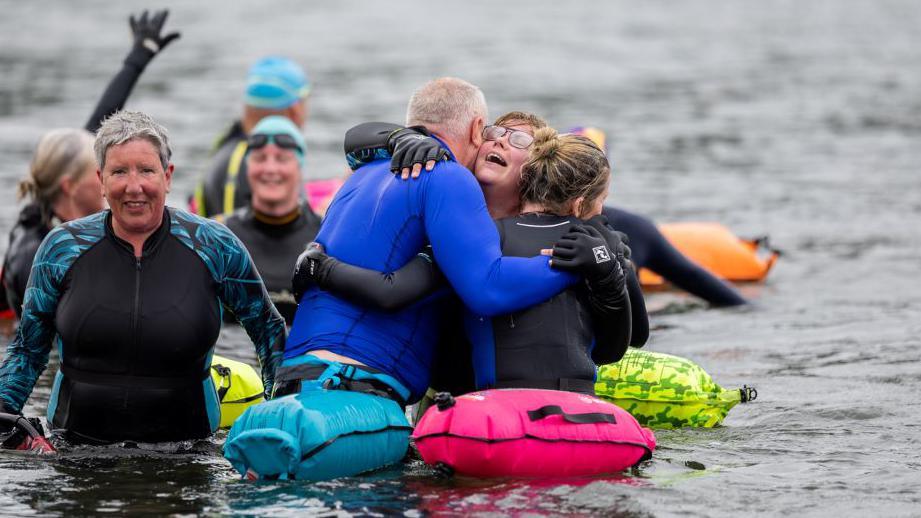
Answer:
[
  {"left": 482, "top": 125, "right": 535, "bottom": 149},
  {"left": 247, "top": 133, "right": 301, "bottom": 151}
]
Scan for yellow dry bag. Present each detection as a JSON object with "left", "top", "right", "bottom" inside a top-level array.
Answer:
[{"left": 210, "top": 355, "right": 265, "bottom": 429}]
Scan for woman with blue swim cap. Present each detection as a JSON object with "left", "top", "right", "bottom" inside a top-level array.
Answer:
[
  {"left": 220, "top": 116, "right": 321, "bottom": 324},
  {"left": 193, "top": 56, "right": 312, "bottom": 218}
]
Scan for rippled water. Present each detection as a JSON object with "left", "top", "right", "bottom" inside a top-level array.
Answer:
[{"left": 2, "top": 0, "right": 920, "bottom": 515}]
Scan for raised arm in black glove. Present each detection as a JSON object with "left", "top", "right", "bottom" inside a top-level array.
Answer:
[
  {"left": 292, "top": 243, "right": 442, "bottom": 311},
  {"left": 85, "top": 9, "right": 180, "bottom": 132},
  {"left": 387, "top": 126, "right": 451, "bottom": 179}
]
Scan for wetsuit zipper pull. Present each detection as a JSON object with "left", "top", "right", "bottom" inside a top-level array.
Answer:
[
  {"left": 509, "top": 314, "right": 516, "bottom": 328},
  {"left": 133, "top": 258, "right": 142, "bottom": 345}
]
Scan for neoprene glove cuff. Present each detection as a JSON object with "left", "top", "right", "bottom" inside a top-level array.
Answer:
[
  {"left": 585, "top": 263, "right": 628, "bottom": 312},
  {"left": 292, "top": 243, "right": 337, "bottom": 302},
  {"left": 387, "top": 126, "right": 450, "bottom": 173}
]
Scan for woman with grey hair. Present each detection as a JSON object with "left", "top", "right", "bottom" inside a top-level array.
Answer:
[
  {"left": 0, "top": 110, "right": 285, "bottom": 444},
  {"left": 1, "top": 9, "right": 181, "bottom": 320}
]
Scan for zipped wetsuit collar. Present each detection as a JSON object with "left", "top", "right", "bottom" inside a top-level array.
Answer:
[{"left": 105, "top": 208, "right": 171, "bottom": 258}]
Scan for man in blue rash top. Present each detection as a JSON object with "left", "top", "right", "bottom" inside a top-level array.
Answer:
[{"left": 283, "top": 78, "right": 576, "bottom": 403}]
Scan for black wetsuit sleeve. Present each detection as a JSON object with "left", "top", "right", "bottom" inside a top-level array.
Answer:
[
  {"left": 624, "top": 265, "right": 649, "bottom": 347},
  {"left": 643, "top": 229, "right": 747, "bottom": 307},
  {"left": 603, "top": 206, "right": 746, "bottom": 307},
  {"left": 320, "top": 251, "right": 444, "bottom": 311},
  {"left": 585, "top": 274, "right": 632, "bottom": 366},
  {"left": 343, "top": 122, "right": 403, "bottom": 170},
  {"left": 84, "top": 46, "right": 157, "bottom": 133}
]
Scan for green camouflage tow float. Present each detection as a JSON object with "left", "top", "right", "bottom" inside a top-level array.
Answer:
[{"left": 595, "top": 348, "right": 756, "bottom": 428}]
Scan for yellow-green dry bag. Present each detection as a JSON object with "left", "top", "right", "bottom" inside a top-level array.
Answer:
[
  {"left": 210, "top": 355, "right": 265, "bottom": 429},
  {"left": 595, "top": 348, "right": 756, "bottom": 429}
]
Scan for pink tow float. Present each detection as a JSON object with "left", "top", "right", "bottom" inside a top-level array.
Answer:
[{"left": 412, "top": 389, "right": 656, "bottom": 478}]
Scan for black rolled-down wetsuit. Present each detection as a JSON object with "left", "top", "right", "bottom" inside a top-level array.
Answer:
[
  {"left": 304, "top": 213, "right": 645, "bottom": 395},
  {"left": 1, "top": 38, "right": 168, "bottom": 318},
  {"left": 0, "top": 208, "right": 285, "bottom": 443},
  {"left": 1, "top": 206, "right": 56, "bottom": 319},
  {"left": 602, "top": 206, "right": 746, "bottom": 307},
  {"left": 223, "top": 202, "right": 321, "bottom": 324}
]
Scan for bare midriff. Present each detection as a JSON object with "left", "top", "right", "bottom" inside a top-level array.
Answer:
[{"left": 308, "top": 349, "right": 367, "bottom": 367}]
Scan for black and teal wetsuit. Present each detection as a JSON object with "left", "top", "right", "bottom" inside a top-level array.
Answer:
[
  {"left": 223, "top": 202, "right": 321, "bottom": 324},
  {"left": 0, "top": 208, "right": 285, "bottom": 443},
  {"left": 1, "top": 39, "right": 168, "bottom": 318}
]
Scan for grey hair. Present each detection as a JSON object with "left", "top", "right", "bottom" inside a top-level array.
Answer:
[
  {"left": 94, "top": 110, "right": 172, "bottom": 171},
  {"left": 406, "top": 77, "right": 488, "bottom": 142}
]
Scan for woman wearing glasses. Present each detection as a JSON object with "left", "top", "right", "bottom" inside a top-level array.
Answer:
[
  {"left": 295, "top": 112, "right": 645, "bottom": 396},
  {"left": 220, "top": 116, "right": 321, "bottom": 324}
]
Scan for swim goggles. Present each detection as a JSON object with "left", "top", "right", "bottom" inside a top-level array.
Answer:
[
  {"left": 482, "top": 125, "right": 535, "bottom": 149},
  {"left": 246, "top": 133, "right": 302, "bottom": 152}
]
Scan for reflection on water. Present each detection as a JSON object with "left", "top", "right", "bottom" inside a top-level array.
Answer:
[{"left": 2, "top": 0, "right": 921, "bottom": 515}]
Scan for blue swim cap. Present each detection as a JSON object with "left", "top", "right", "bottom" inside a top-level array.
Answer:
[
  {"left": 249, "top": 115, "right": 307, "bottom": 166},
  {"left": 245, "top": 56, "right": 310, "bottom": 109}
]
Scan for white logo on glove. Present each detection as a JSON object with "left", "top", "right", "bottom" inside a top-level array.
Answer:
[{"left": 592, "top": 245, "right": 611, "bottom": 264}]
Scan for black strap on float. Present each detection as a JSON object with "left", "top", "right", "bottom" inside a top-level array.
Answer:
[
  {"left": 211, "top": 364, "right": 232, "bottom": 401},
  {"left": 740, "top": 385, "right": 758, "bottom": 403},
  {"left": 527, "top": 405, "right": 617, "bottom": 425},
  {"left": 274, "top": 363, "right": 406, "bottom": 407},
  {"left": 494, "top": 378, "right": 596, "bottom": 395}
]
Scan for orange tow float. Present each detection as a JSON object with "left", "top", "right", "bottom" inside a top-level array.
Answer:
[{"left": 639, "top": 222, "right": 780, "bottom": 288}]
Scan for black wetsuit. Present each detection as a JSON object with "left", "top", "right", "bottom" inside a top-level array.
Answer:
[
  {"left": 1, "top": 41, "right": 165, "bottom": 318},
  {"left": 223, "top": 202, "right": 321, "bottom": 324},
  {"left": 0, "top": 209, "right": 285, "bottom": 443},
  {"left": 1, "top": 205, "right": 56, "bottom": 319},
  {"left": 471, "top": 213, "right": 635, "bottom": 393},
  {"left": 602, "top": 206, "right": 746, "bottom": 306},
  {"left": 193, "top": 121, "right": 251, "bottom": 217}
]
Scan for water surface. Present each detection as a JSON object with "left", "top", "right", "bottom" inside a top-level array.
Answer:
[{"left": 1, "top": 1, "right": 919, "bottom": 515}]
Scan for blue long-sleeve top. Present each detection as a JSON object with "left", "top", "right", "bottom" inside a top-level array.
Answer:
[{"left": 285, "top": 154, "right": 575, "bottom": 401}]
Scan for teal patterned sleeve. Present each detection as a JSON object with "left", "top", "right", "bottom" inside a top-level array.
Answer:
[
  {"left": 0, "top": 218, "right": 100, "bottom": 413},
  {"left": 169, "top": 209, "right": 286, "bottom": 395}
]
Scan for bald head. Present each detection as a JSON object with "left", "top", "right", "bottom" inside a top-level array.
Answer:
[{"left": 405, "top": 78, "right": 488, "bottom": 169}]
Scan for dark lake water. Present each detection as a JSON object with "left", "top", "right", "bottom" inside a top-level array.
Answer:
[{"left": 1, "top": 0, "right": 920, "bottom": 515}]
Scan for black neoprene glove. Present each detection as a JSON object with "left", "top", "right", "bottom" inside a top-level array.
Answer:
[
  {"left": 125, "top": 9, "right": 180, "bottom": 68},
  {"left": 387, "top": 126, "right": 450, "bottom": 177},
  {"left": 584, "top": 214, "right": 632, "bottom": 270},
  {"left": 550, "top": 225, "right": 622, "bottom": 279},
  {"left": 553, "top": 224, "right": 629, "bottom": 312},
  {"left": 292, "top": 242, "right": 336, "bottom": 303}
]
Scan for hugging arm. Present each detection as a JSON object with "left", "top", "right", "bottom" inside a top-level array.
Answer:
[{"left": 293, "top": 245, "right": 443, "bottom": 311}]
